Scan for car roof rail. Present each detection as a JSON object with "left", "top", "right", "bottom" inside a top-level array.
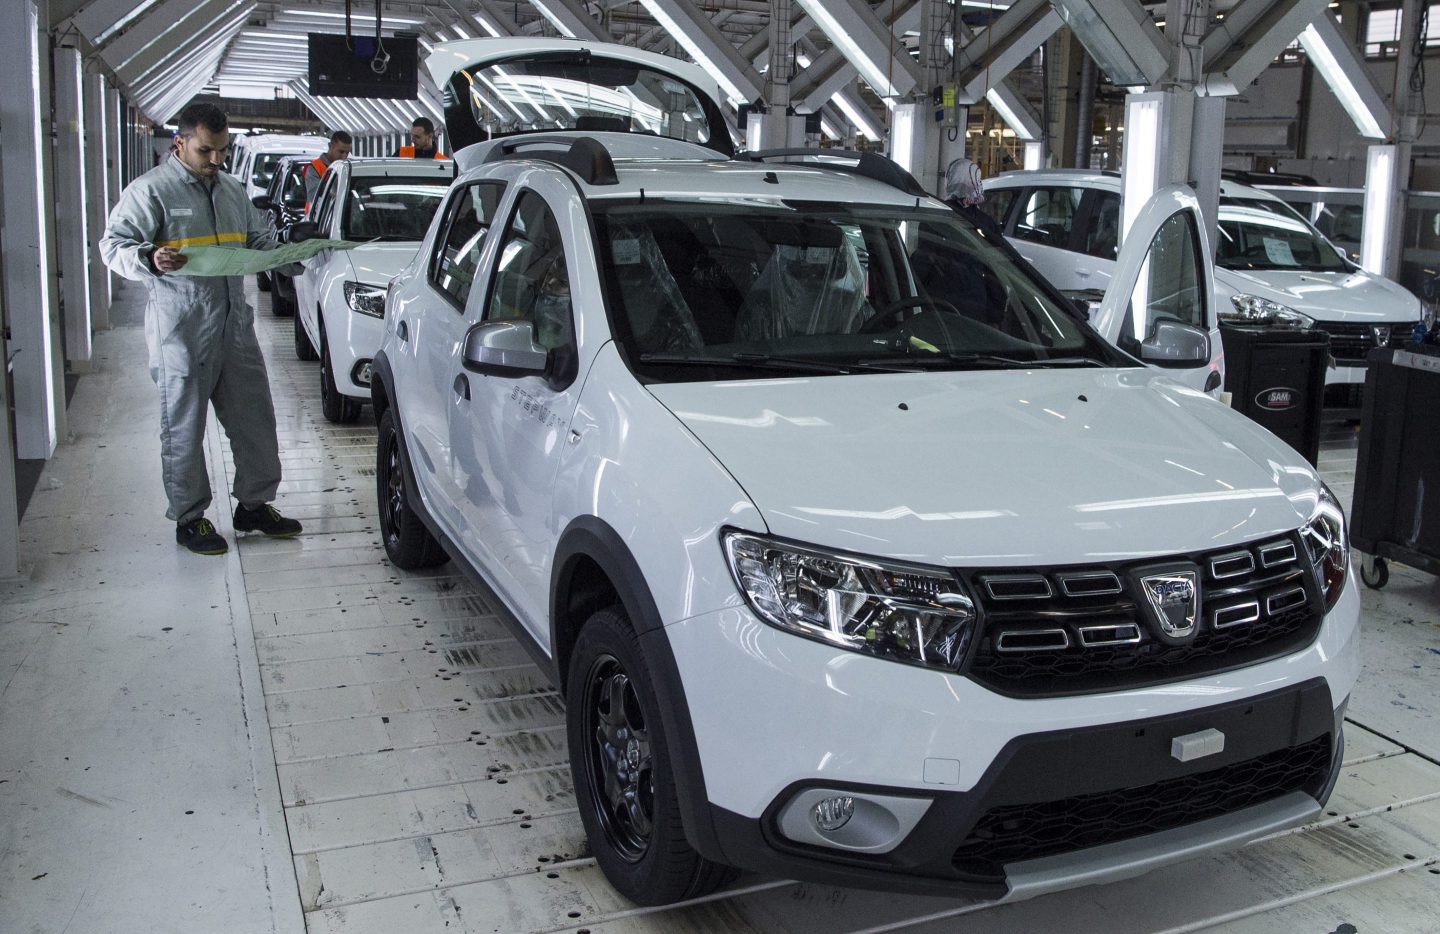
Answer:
[
  {"left": 741, "top": 148, "right": 928, "bottom": 197},
  {"left": 482, "top": 135, "right": 619, "bottom": 186}
]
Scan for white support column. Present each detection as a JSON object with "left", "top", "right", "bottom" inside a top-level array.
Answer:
[
  {"left": 1, "top": 0, "right": 62, "bottom": 459},
  {"left": 54, "top": 45, "right": 93, "bottom": 372},
  {"left": 84, "top": 71, "right": 113, "bottom": 326}
]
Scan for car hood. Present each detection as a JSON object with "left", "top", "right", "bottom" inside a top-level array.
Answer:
[
  {"left": 344, "top": 240, "right": 425, "bottom": 286},
  {"left": 1215, "top": 266, "right": 1422, "bottom": 323},
  {"left": 647, "top": 369, "right": 1322, "bottom": 566}
]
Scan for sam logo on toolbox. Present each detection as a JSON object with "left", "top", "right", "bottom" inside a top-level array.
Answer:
[{"left": 1255, "top": 387, "right": 1299, "bottom": 411}]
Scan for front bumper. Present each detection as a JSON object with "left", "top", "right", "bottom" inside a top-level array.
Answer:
[
  {"left": 664, "top": 576, "right": 1360, "bottom": 897},
  {"left": 324, "top": 301, "right": 385, "bottom": 398}
]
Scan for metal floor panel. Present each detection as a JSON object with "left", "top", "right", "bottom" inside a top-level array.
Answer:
[{"left": 3, "top": 278, "right": 1437, "bottom": 934}]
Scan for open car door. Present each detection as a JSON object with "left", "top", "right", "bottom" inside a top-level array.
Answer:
[{"left": 1089, "top": 185, "right": 1225, "bottom": 395}]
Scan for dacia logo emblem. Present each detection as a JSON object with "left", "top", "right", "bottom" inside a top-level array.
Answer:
[
  {"left": 1140, "top": 571, "right": 1199, "bottom": 640},
  {"left": 1371, "top": 325, "right": 1392, "bottom": 348}
]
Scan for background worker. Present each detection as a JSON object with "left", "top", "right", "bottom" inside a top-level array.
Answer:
[
  {"left": 99, "top": 103, "right": 304, "bottom": 556},
  {"left": 394, "top": 117, "right": 445, "bottom": 158},
  {"left": 305, "top": 129, "right": 352, "bottom": 204}
]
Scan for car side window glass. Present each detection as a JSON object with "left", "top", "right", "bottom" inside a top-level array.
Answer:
[
  {"left": 484, "top": 191, "right": 573, "bottom": 350},
  {"left": 430, "top": 182, "right": 506, "bottom": 311},
  {"left": 1120, "top": 210, "right": 1206, "bottom": 352},
  {"left": 1085, "top": 193, "right": 1121, "bottom": 259},
  {"left": 1012, "top": 187, "right": 1082, "bottom": 250},
  {"left": 313, "top": 172, "right": 340, "bottom": 232},
  {"left": 983, "top": 188, "right": 1017, "bottom": 229}
]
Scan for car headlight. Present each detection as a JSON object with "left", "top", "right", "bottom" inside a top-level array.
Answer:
[
  {"left": 1301, "top": 484, "right": 1349, "bottom": 613},
  {"left": 723, "top": 532, "right": 977, "bottom": 670},
  {"left": 1225, "top": 294, "right": 1315, "bottom": 328},
  {"left": 344, "top": 281, "right": 386, "bottom": 318}
]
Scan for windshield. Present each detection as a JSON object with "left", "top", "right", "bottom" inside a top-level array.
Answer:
[
  {"left": 594, "top": 201, "right": 1127, "bottom": 382},
  {"left": 1216, "top": 197, "right": 1348, "bottom": 272},
  {"left": 459, "top": 57, "right": 716, "bottom": 146},
  {"left": 341, "top": 176, "right": 450, "bottom": 241}
]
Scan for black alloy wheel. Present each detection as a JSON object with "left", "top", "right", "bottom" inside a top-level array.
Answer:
[
  {"left": 375, "top": 408, "right": 446, "bottom": 569},
  {"left": 566, "top": 608, "right": 734, "bottom": 905},
  {"left": 582, "top": 653, "right": 655, "bottom": 862}
]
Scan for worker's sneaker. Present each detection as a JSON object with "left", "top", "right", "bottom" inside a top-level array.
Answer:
[
  {"left": 176, "top": 517, "right": 229, "bottom": 555},
  {"left": 233, "top": 503, "right": 303, "bottom": 538}
]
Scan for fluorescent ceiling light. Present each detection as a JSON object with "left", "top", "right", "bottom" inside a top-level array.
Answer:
[
  {"left": 240, "top": 30, "right": 310, "bottom": 40},
  {"left": 1023, "top": 140, "right": 1043, "bottom": 170},
  {"left": 1360, "top": 145, "right": 1394, "bottom": 275},
  {"left": 795, "top": 0, "right": 899, "bottom": 97},
  {"left": 1121, "top": 94, "right": 1163, "bottom": 244},
  {"left": 985, "top": 89, "right": 1036, "bottom": 140},
  {"left": 890, "top": 103, "right": 917, "bottom": 174},
  {"left": 281, "top": 9, "right": 426, "bottom": 25},
  {"left": 635, "top": 0, "right": 747, "bottom": 106},
  {"left": 471, "top": 15, "right": 505, "bottom": 38},
  {"left": 1298, "top": 24, "right": 1385, "bottom": 139},
  {"left": 833, "top": 92, "right": 883, "bottom": 141},
  {"left": 450, "top": 24, "right": 473, "bottom": 40},
  {"left": 530, "top": 0, "right": 578, "bottom": 38}
]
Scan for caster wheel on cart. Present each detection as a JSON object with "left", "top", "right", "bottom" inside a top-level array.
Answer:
[{"left": 1361, "top": 555, "right": 1389, "bottom": 590}]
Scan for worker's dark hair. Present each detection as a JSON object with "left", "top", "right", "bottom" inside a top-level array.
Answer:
[
  {"left": 176, "top": 103, "right": 228, "bottom": 137},
  {"left": 330, "top": 130, "right": 353, "bottom": 145},
  {"left": 411, "top": 117, "right": 435, "bottom": 135}
]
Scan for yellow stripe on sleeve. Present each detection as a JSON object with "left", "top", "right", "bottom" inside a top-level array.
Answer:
[{"left": 154, "top": 231, "right": 248, "bottom": 249}]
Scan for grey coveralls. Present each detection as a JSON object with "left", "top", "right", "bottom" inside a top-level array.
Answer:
[{"left": 99, "top": 155, "right": 287, "bottom": 524}]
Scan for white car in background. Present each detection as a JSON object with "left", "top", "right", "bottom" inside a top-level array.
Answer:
[
  {"left": 983, "top": 170, "right": 1424, "bottom": 391},
  {"left": 231, "top": 133, "right": 327, "bottom": 293},
  {"left": 290, "top": 157, "right": 456, "bottom": 422},
  {"left": 370, "top": 37, "right": 1359, "bottom": 909}
]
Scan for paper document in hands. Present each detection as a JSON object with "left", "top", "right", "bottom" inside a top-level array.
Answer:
[{"left": 172, "top": 239, "right": 360, "bottom": 277}]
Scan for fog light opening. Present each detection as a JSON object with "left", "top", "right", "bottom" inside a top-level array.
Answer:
[
  {"left": 811, "top": 795, "right": 855, "bottom": 834},
  {"left": 351, "top": 359, "right": 373, "bottom": 387}
]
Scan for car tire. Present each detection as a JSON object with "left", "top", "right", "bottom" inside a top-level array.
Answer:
[
  {"left": 295, "top": 309, "right": 319, "bottom": 361},
  {"left": 321, "top": 339, "right": 363, "bottom": 423},
  {"left": 257, "top": 271, "right": 271, "bottom": 293},
  {"left": 376, "top": 408, "right": 447, "bottom": 569},
  {"left": 567, "top": 607, "right": 734, "bottom": 906},
  {"left": 271, "top": 274, "right": 294, "bottom": 317}
]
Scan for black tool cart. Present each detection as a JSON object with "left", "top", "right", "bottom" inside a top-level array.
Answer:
[
  {"left": 1350, "top": 343, "right": 1440, "bottom": 588},
  {"left": 1220, "top": 322, "right": 1330, "bottom": 465}
]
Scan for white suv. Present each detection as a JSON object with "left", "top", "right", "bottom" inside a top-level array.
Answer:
[
  {"left": 290, "top": 157, "right": 456, "bottom": 422},
  {"left": 373, "top": 39, "right": 1359, "bottom": 907},
  {"left": 985, "top": 169, "right": 1423, "bottom": 388}
]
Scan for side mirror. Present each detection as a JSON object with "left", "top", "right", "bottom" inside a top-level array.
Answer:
[
  {"left": 289, "top": 221, "right": 318, "bottom": 243},
  {"left": 251, "top": 194, "right": 273, "bottom": 210},
  {"left": 1139, "top": 319, "right": 1210, "bottom": 368},
  {"left": 461, "top": 320, "right": 549, "bottom": 378}
]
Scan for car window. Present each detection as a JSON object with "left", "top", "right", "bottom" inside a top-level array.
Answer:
[
  {"left": 312, "top": 170, "right": 341, "bottom": 231},
  {"left": 1216, "top": 197, "right": 1348, "bottom": 271},
  {"left": 1120, "top": 210, "right": 1206, "bottom": 351},
  {"left": 592, "top": 201, "right": 1125, "bottom": 381},
  {"left": 1012, "top": 187, "right": 1083, "bottom": 250},
  {"left": 431, "top": 182, "right": 507, "bottom": 310},
  {"left": 1085, "top": 193, "right": 1120, "bottom": 259},
  {"left": 484, "top": 191, "right": 573, "bottom": 350},
  {"left": 341, "top": 175, "right": 450, "bottom": 242},
  {"left": 982, "top": 188, "right": 1018, "bottom": 229},
  {"left": 279, "top": 163, "right": 307, "bottom": 208}
]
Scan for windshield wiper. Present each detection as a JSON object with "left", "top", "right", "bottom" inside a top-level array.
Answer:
[
  {"left": 638, "top": 352, "right": 897, "bottom": 374},
  {"left": 865, "top": 352, "right": 1108, "bottom": 370}
]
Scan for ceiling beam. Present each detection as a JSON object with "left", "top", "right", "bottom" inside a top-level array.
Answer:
[{"left": 953, "top": 0, "right": 1063, "bottom": 103}]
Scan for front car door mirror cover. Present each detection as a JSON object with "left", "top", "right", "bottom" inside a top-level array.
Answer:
[
  {"left": 1140, "top": 319, "right": 1211, "bottom": 367},
  {"left": 461, "top": 319, "right": 550, "bottom": 377}
]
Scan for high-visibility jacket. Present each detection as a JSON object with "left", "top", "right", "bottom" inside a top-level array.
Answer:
[
  {"left": 397, "top": 145, "right": 446, "bottom": 159},
  {"left": 304, "top": 156, "right": 330, "bottom": 208}
]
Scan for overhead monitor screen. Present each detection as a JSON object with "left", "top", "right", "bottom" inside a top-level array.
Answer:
[{"left": 308, "top": 34, "right": 418, "bottom": 99}]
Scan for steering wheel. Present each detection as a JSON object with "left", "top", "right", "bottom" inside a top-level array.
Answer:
[{"left": 859, "top": 296, "right": 963, "bottom": 334}]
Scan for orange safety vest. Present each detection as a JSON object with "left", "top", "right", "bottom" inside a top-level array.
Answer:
[
  {"left": 398, "top": 146, "right": 446, "bottom": 159},
  {"left": 308, "top": 156, "right": 330, "bottom": 178}
]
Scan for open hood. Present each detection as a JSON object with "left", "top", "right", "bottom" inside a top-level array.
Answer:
[{"left": 424, "top": 39, "right": 733, "bottom": 158}]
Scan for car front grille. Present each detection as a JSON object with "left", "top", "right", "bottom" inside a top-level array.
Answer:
[
  {"left": 1312, "top": 320, "right": 1412, "bottom": 365},
  {"left": 960, "top": 533, "right": 1323, "bottom": 697},
  {"left": 950, "top": 734, "right": 1332, "bottom": 879}
]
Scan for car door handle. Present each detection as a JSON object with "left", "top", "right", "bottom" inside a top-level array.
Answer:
[
  {"left": 397, "top": 320, "right": 409, "bottom": 342},
  {"left": 453, "top": 373, "right": 470, "bottom": 400},
  {"left": 1076, "top": 269, "right": 1091, "bottom": 278}
]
